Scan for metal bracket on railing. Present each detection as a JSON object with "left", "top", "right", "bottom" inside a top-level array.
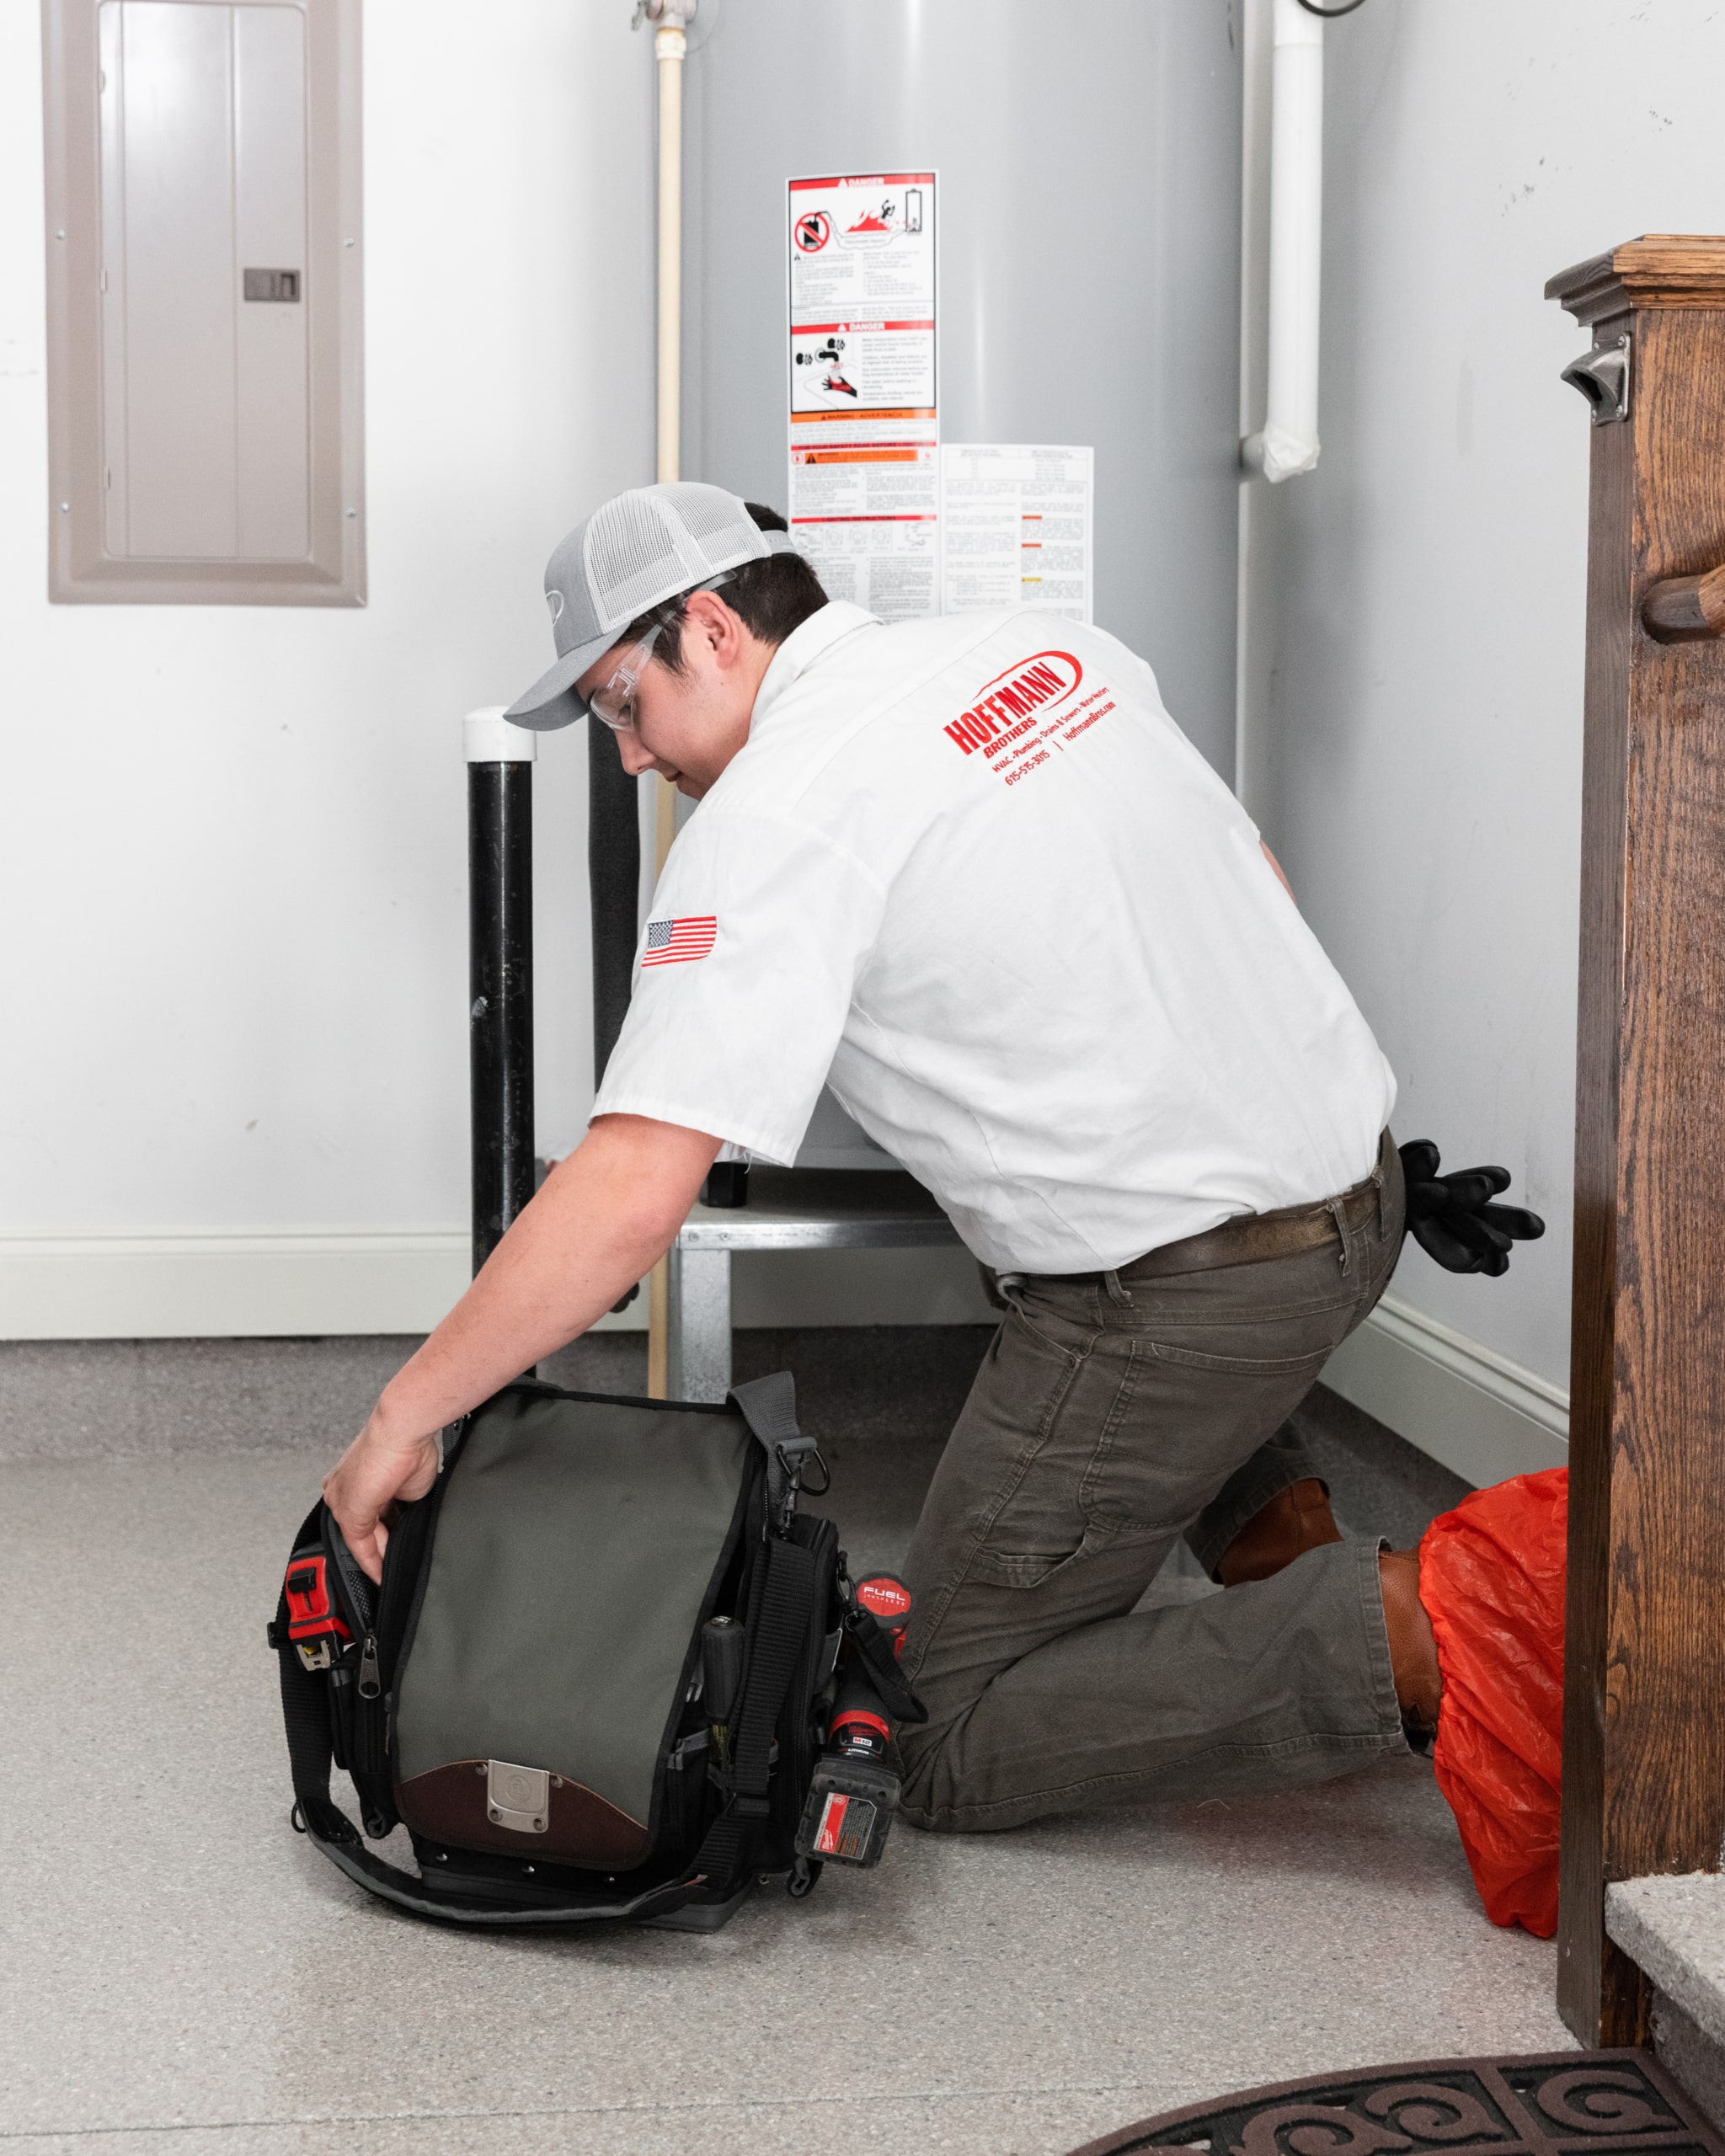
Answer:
[{"left": 1561, "top": 334, "right": 1632, "bottom": 425}]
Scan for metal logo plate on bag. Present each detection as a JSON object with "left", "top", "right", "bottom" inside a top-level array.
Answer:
[{"left": 486, "top": 1760, "right": 550, "bottom": 1833}]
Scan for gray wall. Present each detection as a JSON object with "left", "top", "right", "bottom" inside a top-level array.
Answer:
[
  {"left": 1240, "top": 0, "right": 1725, "bottom": 1399},
  {"left": 683, "top": 0, "right": 1243, "bottom": 776}
]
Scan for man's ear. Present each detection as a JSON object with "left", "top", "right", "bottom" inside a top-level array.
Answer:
[{"left": 684, "top": 589, "right": 744, "bottom": 668}]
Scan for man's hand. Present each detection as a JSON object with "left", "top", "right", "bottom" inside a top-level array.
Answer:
[
  {"left": 323, "top": 1114, "right": 722, "bottom": 1579},
  {"left": 323, "top": 1408, "right": 442, "bottom": 1582},
  {"left": 1398, "top": 1139, "right": 1546, "bottom": 1277}
]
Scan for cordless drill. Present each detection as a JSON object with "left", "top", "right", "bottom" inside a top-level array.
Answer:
[{"left": 793, "top": 1572, "right": 915, "bottom": 1869}]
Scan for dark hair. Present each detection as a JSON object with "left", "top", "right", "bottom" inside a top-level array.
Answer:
[{"left": 618, "top": 502, "right": 827, "bottom": 675}]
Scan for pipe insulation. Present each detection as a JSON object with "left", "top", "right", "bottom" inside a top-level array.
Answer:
[
  {"left": 1242, "top": 0, "right": 1323, "bottom": 482},
  {"left": 465, "top": 709, "right": 537, "bottom": 1278}
]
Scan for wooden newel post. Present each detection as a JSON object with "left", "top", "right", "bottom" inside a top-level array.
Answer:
[{"left": 1547, "top": 235, "right": 1725, "bottom": 2047}]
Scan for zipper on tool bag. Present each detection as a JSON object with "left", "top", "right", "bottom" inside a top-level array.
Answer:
[
  {"left": 320, "top": 1508, "right": 395, "bottom": 1833},
  {"left": 323, "top": 1517, "right": 381, "bottom": 1694},
  {"left": 364, "top": 1415, "right": 470, "bottom": 1835}
]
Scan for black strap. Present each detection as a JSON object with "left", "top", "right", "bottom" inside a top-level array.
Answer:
[
  {"left": 275, "top": 1501, "right": 361, "bottom": 1849},
  {"left": 728, "top": 1372, "right": 820, "bottom": 1527},
  {"left": 728, "top": 1370, "right": 800, "bottom": 1446},
  {"left": 843, "top": 1597, "right": 929, "bottom": 1726},
  {"left": 678, "top": 1529, "right": 819, "bottom": 1899}
]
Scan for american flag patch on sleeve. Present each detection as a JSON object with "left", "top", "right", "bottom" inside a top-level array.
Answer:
[{"left": 642, "top": 915, "right": 718, "bottom": 968}]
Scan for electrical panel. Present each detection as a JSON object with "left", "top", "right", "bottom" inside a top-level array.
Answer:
[{"left": 44, "top": 0, "right": 363, "bottom": 604}]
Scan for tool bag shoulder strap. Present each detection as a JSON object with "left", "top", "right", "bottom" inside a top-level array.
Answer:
[{"left": 271, "top": 1373, "right": 826, "bottom": 1929}]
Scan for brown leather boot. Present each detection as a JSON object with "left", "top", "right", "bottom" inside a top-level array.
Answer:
[
  {"left": 1379, "top": 1547, "right": 1443, "bottom": 1748},
  {"left": 1215, "top": 1477, "right": 1343, "bottom": 1586}
]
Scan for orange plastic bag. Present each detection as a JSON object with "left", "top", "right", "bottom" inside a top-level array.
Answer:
[{"left": 1418, "top": 1466, "right": 1567, "bottom": 1937}]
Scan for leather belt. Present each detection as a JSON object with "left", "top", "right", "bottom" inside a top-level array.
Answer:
[{"left": 1105, "top": 1129, "right": 1396, "bottom": 1284}]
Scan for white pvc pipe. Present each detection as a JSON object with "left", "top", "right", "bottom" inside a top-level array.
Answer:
[
  {"left": 649, "top": 11, "right": 686, "bottom": 867},
  {"left": 641, "top": 0, "right": 693, "bottom": 1400},
  {"left": 1242, "top": 0, "right": 1323, "bottom": 483},
  {"left": 654, "top": 15, "right": 686, "bottom": 486}
]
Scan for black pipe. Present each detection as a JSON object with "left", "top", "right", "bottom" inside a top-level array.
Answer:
[
  {"left": 468, "top": 759, "right": 535, "bottom": 1276},
  {"left": 588, "top": 718, "right": 641, "bottom": 1091}
]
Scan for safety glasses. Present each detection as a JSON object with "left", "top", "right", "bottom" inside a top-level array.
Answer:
[
  {"left": 586, "top": 572, "right": 734, "bottom": 734},
  {"left": 588, "top": 622, "right": 665, "bottom": 734}
]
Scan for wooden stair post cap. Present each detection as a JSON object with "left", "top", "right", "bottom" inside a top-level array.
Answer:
[{"left": 1548, "top": 234, "right": 1725, "bottom": 323}]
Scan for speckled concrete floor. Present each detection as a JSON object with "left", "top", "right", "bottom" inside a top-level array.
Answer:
[{"left": 0, "top": 1336, "right": 1572, "bottom": 2153}]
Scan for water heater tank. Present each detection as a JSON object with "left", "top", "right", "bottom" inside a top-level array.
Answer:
[{"left": 681, "top": 0, "right": 1245, "bottom": 776}]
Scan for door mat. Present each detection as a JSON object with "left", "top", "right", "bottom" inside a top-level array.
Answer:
[{"left": 1066, "top": 2049, "right": 1721, "bottom": 2156}]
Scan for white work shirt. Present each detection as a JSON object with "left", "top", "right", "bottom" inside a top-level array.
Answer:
[{"left": 593, "top": 602, "right": 1396, "bottom": 1273}]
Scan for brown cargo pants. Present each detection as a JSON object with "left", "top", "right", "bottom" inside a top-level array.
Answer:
[{"left": 896, "top": 1133, "right": 1410, "bottom": 1833}]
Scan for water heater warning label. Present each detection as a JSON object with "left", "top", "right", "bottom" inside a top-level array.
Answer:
[
  {"left": 941, "top": 445, "right": 1093, "bottom": 622},
  {"left": 788, "top": 173, "right": 938, "bottom": 622}
]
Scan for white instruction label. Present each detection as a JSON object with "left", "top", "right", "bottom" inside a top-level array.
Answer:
[
  {"left": 788, "top": 173, "right": 939, "bottom": 621},
  {"left": 940, "top": 445, "right": 1094, "bottom": 622}
]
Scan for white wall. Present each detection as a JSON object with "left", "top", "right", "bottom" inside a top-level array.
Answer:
[
  {"left": 1241, "top": 0, "right": 1725, "bottom": 1473},
  {"left": 1, "top": 1, "right": 659, "bottom": 1331},
  {"left": 5, "top": 0, "right": 661, "bottom": 1212},
  {"left": 0, "top": 2, "right": 991, "bottom": 1340},
  {"left": 0, "top": 0, "right": 663, "bottom": 1336}
]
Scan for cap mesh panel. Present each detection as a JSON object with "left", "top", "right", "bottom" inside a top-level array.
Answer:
[
  {"left": 579, "top": 484, "right": 774, "bottom": 634},
  {"left": 670, "top": 483, "right": 756, "bottom": 549},
  {"left": 585, "top": 498, "right": 688, "bottom": 629}
]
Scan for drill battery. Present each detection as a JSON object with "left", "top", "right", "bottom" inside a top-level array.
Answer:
[
  {"left": 798, "top": 1751, "right": 900, "bottom": 1867},
  {"left": 794, "top": 1572, "right": 917, "bottom": 1870}
]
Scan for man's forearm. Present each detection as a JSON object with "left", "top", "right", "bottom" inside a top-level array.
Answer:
[{"left": 371, "top": 1113, "right": 721, "bottom": 1442}]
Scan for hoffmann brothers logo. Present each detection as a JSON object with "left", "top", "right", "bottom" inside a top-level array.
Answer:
[{"left": 943, "top": 650, "right": 1083, "bottom": 757}]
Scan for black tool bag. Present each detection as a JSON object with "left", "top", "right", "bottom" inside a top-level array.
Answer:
[{"left": 270, "top": 1371, "right": 925, "bottom": 1930}]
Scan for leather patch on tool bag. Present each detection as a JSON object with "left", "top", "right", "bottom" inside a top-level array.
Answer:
[{"left": 396, "top": 1759, "right": 653, "bottom": 1869}]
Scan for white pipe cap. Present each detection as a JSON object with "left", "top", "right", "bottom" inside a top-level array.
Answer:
[{"left": 464, "top": 706, "right": 538, "bottom": 764}]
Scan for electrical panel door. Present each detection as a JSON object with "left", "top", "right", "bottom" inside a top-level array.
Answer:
[
  {"left": 99, "top": 2, "right": 309, "bottom": 560},
  {"left": 44, "top": 0, "right": 363, "bottom": 604}
]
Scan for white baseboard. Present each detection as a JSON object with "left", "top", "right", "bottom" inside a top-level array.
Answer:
[
  {"left": 0, "top": 1232, "right": 994, "bottom": 1340},
  {"left": 1322, "top": 1289, "right": 1568, "bottom": 1486},
  {"left": 0, "top": 1230, "right": 647, "bottom": 1340}
]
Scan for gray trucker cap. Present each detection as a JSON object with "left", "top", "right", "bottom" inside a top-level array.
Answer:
[{"left": 505, "top": 481, "right": 799, "bottom": 730}]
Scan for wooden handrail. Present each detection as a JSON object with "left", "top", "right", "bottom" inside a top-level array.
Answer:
[
  {"left": 1642, "top": 563, "right": 1725, "bottom": 642},
  {"left": 1551, "top": 232, "right": 1725, "bottom": 2052}
]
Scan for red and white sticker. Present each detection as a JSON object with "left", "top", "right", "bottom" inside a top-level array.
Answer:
[
  {"left": 857, "top": 1576, "right": 912, "bottom": 1622},
  {"left": 788, "top": 173, "right": 939, "bottom": 622},
  {"left": 814, "top": 1791, "right": 851, "bottom": 1856}
]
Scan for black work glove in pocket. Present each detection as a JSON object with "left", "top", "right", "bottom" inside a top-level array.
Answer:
[{"left": 1397, "top": 1140, "right": 1546, "bottom": 1278}]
